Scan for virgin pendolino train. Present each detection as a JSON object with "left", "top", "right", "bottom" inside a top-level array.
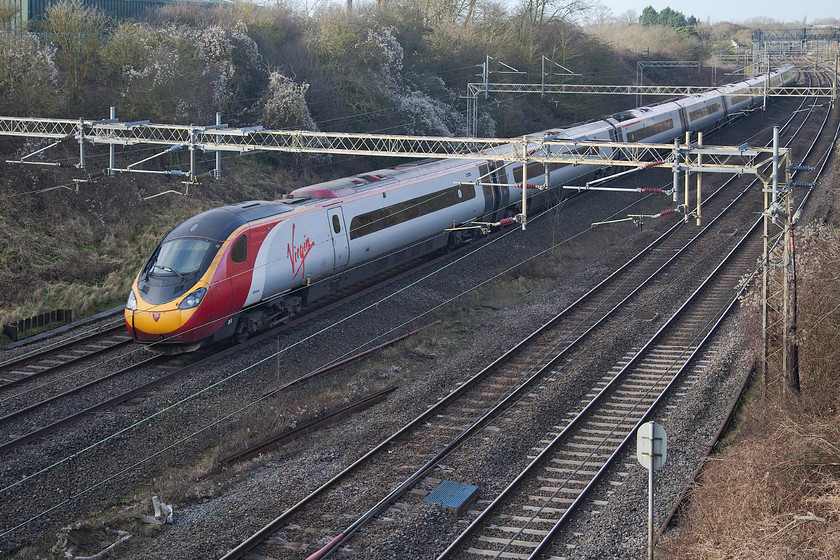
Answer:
[{"left": 125, "top": 65, "right": 796, "bottom": 352}]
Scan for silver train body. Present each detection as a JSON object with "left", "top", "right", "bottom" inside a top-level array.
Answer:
[{"left": 125, "top": 65, "right": 796, "bottom": 349}]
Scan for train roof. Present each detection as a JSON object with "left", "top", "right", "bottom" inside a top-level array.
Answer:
[
  {"left": 164, "top": 201, "right": 294, "bottom": 242},
  {"left": 288, "top": 158, "right": 474, "bottom": 200}
]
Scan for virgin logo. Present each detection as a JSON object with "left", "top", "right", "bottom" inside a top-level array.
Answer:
[{"left": 287, "top": 223, "right": 315, "bottom": 280}]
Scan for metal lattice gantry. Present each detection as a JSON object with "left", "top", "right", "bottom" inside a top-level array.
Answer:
[
  {"left": 0, "top": 112, "right": 792, "bottom": 231},
  {"left": 0, "top": 113, "right": 790, "bottom": 173},
  {"left": 753, "top": 26, "right": 840, "bottom": 56},
  {"left": 465, "top": 82, "right": 836, "bottom": 137}
]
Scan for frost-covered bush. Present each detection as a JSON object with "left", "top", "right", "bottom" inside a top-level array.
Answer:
[
  {"left": 308, "top": 13, "right": 471, "bottom": 135},
  {"left": 392, "top": 84, "right": 466, "bottom": 136},
  {"left": 262, "top": 72, "right": 318, "bottom": 131},
  {"left": 192, "top": 22, "right": 267, "bottom": 119},
  {"left": 100, "top": 21, "right": 266, "bottom": 123},
  {"left": 0, "top": 31, "right": 59, "bottom": 115},
  {"left": 101, "top": 24, "right": 203, "bottom": 121}
]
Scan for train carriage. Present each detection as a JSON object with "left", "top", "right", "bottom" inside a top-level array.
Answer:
[
  {"left": 676, "top": 94, "right": 727, "bottom": 132},
  {"left": 125, "top": 65, "right": 797, "bottom": 351}
]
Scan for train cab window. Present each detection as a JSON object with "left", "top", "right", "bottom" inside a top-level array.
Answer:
[
  {"left": 332, "top": 214, "right": 342, "bottom": 234},
  {"left": 150, "top": 238, "right": 215, "bottom": 277},
  {"left": 231, "top": 235, "right": 247, "bottom": 264}
]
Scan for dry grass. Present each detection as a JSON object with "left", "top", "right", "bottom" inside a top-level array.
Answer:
[
  {"left": 659, "top": 223, "right": 840, "bottom": 559},
  {"left": 0, "top": 152, "right": 307, "bottom": 338}
]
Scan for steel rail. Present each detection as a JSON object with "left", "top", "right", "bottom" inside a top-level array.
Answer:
[
  {"left": 0, "top": 354, "right": 161, "bottom": 427},
  {"left": 0, "top": 325, "right": 129, "bottom": 389},
  {"left": 219, "top": 92, "right": 813, "bottom": 559},
  {"left": 440, "top": 68, "right": 833, "bottom": 560},
  {"left": 0, "top": 353, "right": 168, "bottom": 454}
]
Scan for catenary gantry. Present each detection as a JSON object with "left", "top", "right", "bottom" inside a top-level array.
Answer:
[
  {"left": 0, "top": 113, "right": 788, "bottom": 173},
  {"left": 0, "top": 112, "right": 792, "bottom": 232}
]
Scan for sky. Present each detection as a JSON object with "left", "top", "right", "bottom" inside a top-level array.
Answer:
[{"left": 599, "top": 0, "right": 837, "bottom": 24}]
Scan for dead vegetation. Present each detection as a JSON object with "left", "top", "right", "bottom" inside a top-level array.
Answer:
[{"left": 658, "top": 222, "right": 840, "bottom": 558}]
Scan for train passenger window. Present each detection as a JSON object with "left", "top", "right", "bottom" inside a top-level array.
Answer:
[
  {"left": 231, "top": 235, "right": 247, "bottom": 264},
  {"left": 349, "top": 184, "right": 476, "bottom": 240},
  {"left": 332, "top": 214, "right": 342, "bottom": 234}
]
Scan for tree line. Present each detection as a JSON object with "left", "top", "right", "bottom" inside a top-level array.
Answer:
[{"left": 0, "top": 0, "right": 772, "bottom": 140}]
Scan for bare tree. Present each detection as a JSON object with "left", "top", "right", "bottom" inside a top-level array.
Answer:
[
  {"left": 520, "top": 0, "right": 594, "bottom": 26},
  {"left": 43, "top": 0, "right": 106, "bottom": 101}
]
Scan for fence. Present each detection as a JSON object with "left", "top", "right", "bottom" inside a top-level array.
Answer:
[{"left": 3, "top": 309, "right": 72, "bottom": 341}]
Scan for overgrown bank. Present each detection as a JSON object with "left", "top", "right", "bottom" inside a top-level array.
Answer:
[{"left": 659, "top": 221, "right": 840, "bottom": 558}]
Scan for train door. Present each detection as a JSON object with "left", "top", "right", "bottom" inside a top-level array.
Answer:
[
  {"left": 226, "top": 232, "right": 252, "bottom": 310},
  {"left": 678, "top": 106, "right": 688, "bottom": 133},
  {"left": 327, "top": 207, "right": 349, "bottom": 268},
  {"left": 493, "top": 165, "right": 509, "bottom": 219},
  {"left": 480, "top": 163, "right": 508, "bottom": 221}
]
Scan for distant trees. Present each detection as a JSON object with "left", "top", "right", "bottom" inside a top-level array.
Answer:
[
  {"left": 639, "top": 5, "right": 697, "bottom": 34},
  {"left": 0, "top": 0, "right": 758, "bottom": 136},
  {"left": 639, "top": 5, "right": 697, "bottom": 28}
]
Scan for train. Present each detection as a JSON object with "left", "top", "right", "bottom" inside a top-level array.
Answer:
[{"left": 124, "top": 65, "right": 797, "bottom": 352}]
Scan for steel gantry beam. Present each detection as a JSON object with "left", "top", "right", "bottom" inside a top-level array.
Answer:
[
  {"left": 0, "top": 113, "right": 792, "bottom": 234},
  {"left": 0, "top": 113, "right": 788, "bottom": 172},
  {"left": 468, "top": 83, "right": 833, "bottom": 98},
  {"left": 465, "top": 83, "right": 835, "bottom": 136}
]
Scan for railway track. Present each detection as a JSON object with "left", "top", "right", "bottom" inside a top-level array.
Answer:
[
  {"left": 0, "top": 324, "right": 130, "bottom": 388},
  {"left": 0, "top": 219, "right": 495, "bottom": 456},
  {"left": 438, "top": 209, "right": 768, "bottom": 559},
  {"left": 440, "top": 70, "right": 838, "bottom": 560},
  {"left": 0, "top": 224, "right": 515, "bottom": 547},
  {"left": 2, "top": 68, "right": 831, "bottom": 556},
  {"left": 218, "top": 70, "right": 834, "bottom": 559}
]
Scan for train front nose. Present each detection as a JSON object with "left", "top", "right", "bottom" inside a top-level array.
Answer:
[{"left": 124, "top": 289, "right": 201, "bottom": 343}]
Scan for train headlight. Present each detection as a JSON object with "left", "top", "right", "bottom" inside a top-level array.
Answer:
[
  {"left": 126, "top": 290, "right": 138, "bottom": 311},
  {"left": 178, "top": 287, "right": 207, "bottom": 310}
]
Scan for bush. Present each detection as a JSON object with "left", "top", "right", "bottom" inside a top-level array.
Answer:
[
  {"left": 0, "top": 32, "right": 59, "bottom": 116},
  {"left": 660, "top": 223, "right": 840, "bottom": 559}
]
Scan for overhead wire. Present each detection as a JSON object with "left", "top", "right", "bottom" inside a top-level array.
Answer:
[
  {"left": 1, "top": 67, "right": 807, "bottom": 535},
  {"left": 0, "top": 189, "right": 656, "bottom": 537}
]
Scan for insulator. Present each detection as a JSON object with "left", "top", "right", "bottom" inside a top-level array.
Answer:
[
  {"left": 657, "top": 209, "right": 676, "bottom": 218},
  {"left": 498, "top": 217, "right": 516, "bottom": 227},
  {"left": 522, "top": 183, "right": 539, "bottom": 189},
  {"left": 790, "top": 165, "right": 815, "bottom": 172},
  {"left": 641, "top": 160, "right": 665, "bottom": 170},
  {"left": 639, "top": 188, "right": 665, "bottom": 194},
  {"left": 789, "top": 182, "right": 814, "bottom": 188}
]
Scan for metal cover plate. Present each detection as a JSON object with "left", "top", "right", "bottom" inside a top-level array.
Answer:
[{"left": 423, "top": 480, "right": 479, "bottom": 513}]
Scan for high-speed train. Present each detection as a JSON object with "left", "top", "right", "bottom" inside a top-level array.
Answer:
[{"left": 125, "top": 65, "right": 796, "bottom": 351}]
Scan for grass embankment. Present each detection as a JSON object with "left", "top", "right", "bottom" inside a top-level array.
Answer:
[
  {"left": 659, "top": 223, "right": 840, "bottom": 558},
  {"left": 0, "top": 149, "right": 306, "bottom": 338}
]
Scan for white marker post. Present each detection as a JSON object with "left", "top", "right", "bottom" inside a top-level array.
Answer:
[{"left": 637, "top": 421, "right": 667, "bottom": 560}]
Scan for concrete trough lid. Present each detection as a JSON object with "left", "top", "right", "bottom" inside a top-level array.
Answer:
[
  {"left": 635, "top": 310, "right": 659, "bottom": 322},
  {"left": 423, "top": 480, "right": 479, "bottom": 516}
]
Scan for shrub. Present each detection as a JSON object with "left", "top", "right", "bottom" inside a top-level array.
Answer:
[{"left": 0, "top": 31, "right": 59, "bottom": 116}]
